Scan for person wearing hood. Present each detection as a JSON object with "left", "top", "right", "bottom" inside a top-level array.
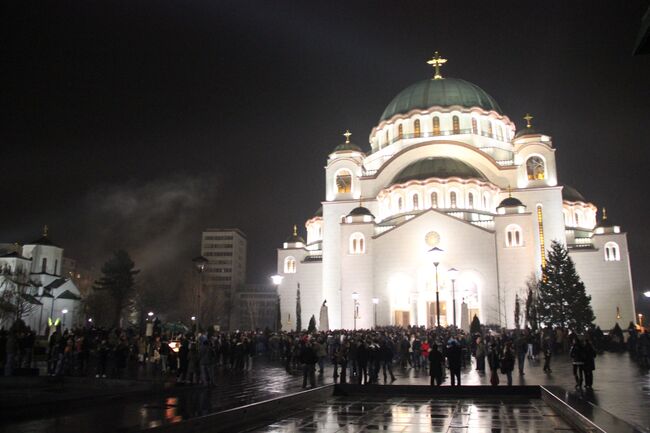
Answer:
[
  {"left": 428, "top": 343, "right": 444, "bottom": 386},
  {"left": 446, "top": 338, "right": 462, "bottom": 386}
]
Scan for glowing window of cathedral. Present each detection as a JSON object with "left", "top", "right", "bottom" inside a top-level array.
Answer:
[
  {"left": 433, "top": 116, "right": 440, "bottom": 135},
  {"left": 563, "top": 210, "right": 571, "bottom": 226},
  {"left": 284, "top": 256, "right": 297, "bottom": 274},
  {"left": 482, "top": 193, "right": 489, "bottom": 210},
  {"left": 397, "top": 197, "right": 403, "bottom": 212},
  {"left": 496, "top": 125, "right": 503, "bottom": 141},
  {"left": 335, "top": 170, "right": 352, "bottom": 193},
  {"left": 505, "top": 224, "right": 523, "bottom": 247},
  {"left": 452, "top": 115, "right": 460, "bottom": 134},
  {"left": 450, "top": 191, "right": 457, "bottom": 208},
  {"left": 412, "top": 193, "right": 420, "bottom": 210},
  {"left": 430, "top": 191, "right": 438, "bottom": 208},
  {"left": 471, "top": 117, "right": 478, "bottom": 134},
  {"left": 468, "top": 192, "right": 475, "bottom": 209},
  {"left": 397, "top": 124, "right": 403, "bottom": 139},
  {"left": 526, "top": 156, "right": 546, "bottom": 180},
  {"left": 575, "top": 210, "right": 582, "bottom": 227},
  {"left": 385, "top": 130, "right": 389, "bottom": 146},
  {"left": 41, "top": 258, "right": 47, "bottom": 273},
  {"left": 349, "top": 232, "right": 366, "bottom": 254},
  {"left": 604, "top": 242, "right": 620, "bottom": 261},
  {"left": 414, "top": 119, "right": 421, "bottom": 138},
  {"left": 487, "top": 121, "right": 493, "bottom": 137}
]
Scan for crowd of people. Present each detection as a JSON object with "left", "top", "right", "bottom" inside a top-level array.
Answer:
[{"left": 1, "top": 320, "right": 649, "bottom": 391}]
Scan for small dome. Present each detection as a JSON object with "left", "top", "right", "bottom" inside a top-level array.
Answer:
[
  {"left": 347, "top": 206, "right": 374, "bottom": 218},
  {"left": 332, "top": 141, "right": 363, "bottom": 153},
  {"left": 312, "top": 206, "right": 323, "bottom": 218},
  {"left": 596, "top": 208, "right": 615, "bottom": 228},
  {"left": 497, "top": 196, "right": 524, "bottom": 208},
  {"left": 514, "top": 127, "right": 544, "bottom": 139},
  {"left": 562, "top": 185, "right": 586, "bottom": 203},
  {"left": 380, "top": 78, "right": 502, "bottom": 122},
  {"left": 285, "top": 225, "right": 305, "bottom": 244},
  {"left": 391, "top": 157, "right": 488, "bottom": 186}
]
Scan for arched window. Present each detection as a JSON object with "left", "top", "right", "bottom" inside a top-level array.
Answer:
[
  {"left": 487, "top": 121, "right": 493, "bottom": 137},
  {"left": 450, "top": 191, "right": 457, "bottom": 208},
  {"left": 574, "top": 211, "right": 582, "bottom": 227},
  {"left": 349, "top": 232, "right": 366, "bottom": 254},
  {"left": 41, "top": 258, "right": 47, "bottom": 273},
  {"left": 430, "top": 191, "right": 438, "bottom": 208},
  {"left": 468, "top": 192, "right": 474, "bottom": 209},
  {"left": 526, "top": 156, "right": 545, "bottom": 180},
  {"left": 54, "top": 259, "right": 58, "bottom": 275},
  {"left": 414, "top": 119, "right": 421, "bottom": 138},
  {"left": 452, "top": 115, "right": 460, "bottom": 134},
  {"left": 563, "top": 210, "right": 571, "bottom": 226},
  {"left": 604, "top": 242, "right": 620, "bottom": 261},
  {"left": 335, "top": 169, "right": 352, "bottom": 193},
  {"left": 412, "top": 193, "right": 420, "bottom": 210},
  {"left": 397, "top": 197, "right": 403, "bottom": 212},
  {"left": 397, "top": 124, "right": 403, "bottom": 139},
  {"left": 482, "top": 193, "right": 488, "bottom": 210},
  {"left": 505, "top": 225, "right": 523, "bottom": 247},
  {"left": 432, "top": 116, "right": 440, "bottom": 135},
  {"left": 284, "top": 256, "right": 296, "bottom": 274},
  {"left": 471, "top": 118, "right": 478, "bottom": 134},
  {"left": 496, "top": 125, "right": 503, "bottom": 141},
  {"left": 385, "top": 130, "right": 389, "bottom": 146}
]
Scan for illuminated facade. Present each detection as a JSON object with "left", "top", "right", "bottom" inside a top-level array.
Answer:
[{"left": 276, "top": 57, "right": 636, "bottom": 331}]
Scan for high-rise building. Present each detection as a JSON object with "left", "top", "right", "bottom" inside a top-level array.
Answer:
[{"left": 201, "top": 228, "right": 247, "bottom": 330}]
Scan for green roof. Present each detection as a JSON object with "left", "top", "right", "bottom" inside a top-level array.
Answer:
[
  {"left": 391, "top": 157, "right": 488, "bottom": 186},
  {"left": 380, "top": 78, "right": 502, "bottom": 122}
]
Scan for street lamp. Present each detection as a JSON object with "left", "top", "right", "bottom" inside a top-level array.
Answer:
[
  {"left": 372, "top": 297, "right": 379, "bottom": 328},
  {"left": 148, "top": 311, "right": 154, "bottom": 320},
  {"left": 352, "top": 292, "right": 360, "bottom": 330},
  {"left": 271, "top": 274, "right": 284, "bottom": 286},
  {"left": 639, "top": 313, "right": 644, "bottom": 328},
  {"left": 62, "top": 309, "right": 68, "bottom": 328},
  {"left": 428, "top": 247, "right": 444, "bottom": 327},
  {"left": 192, "top": 255, "right": 208, "bottom": 330},
  {"left": 644, "top": 291, "right": 650, "bottom": 298},
  {"left": 448, "top": 268, "right": 460, "bottom": 328}
]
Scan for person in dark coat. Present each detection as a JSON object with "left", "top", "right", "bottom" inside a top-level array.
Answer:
[
  {"left": 380, "top": 338, "right": 396, "bottom": 382},
  {"left": 582, "top": 339, "right": 596, "bottom": 389},
  {"left": 446, "top": 339, "right": 462, "bottom": 386},
  {"left": 428, "top": 343, "right": 444, "bottom": 386},
  {"left": 356, "top": 340, "right": 369, "bottom": 384},
  {"left": 500, "top": 341, "right": 515, "bottom": 386},
  {"left": 487, "top": 342, "right": 500, "bottom": 386},
  {"left": 299, "top": 340, "right": 318, "bottom": 389},
  {"left": 570, "top": 337, "right": 585, "bottom": 388}
]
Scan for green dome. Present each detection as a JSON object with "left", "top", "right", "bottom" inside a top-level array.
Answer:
[
  {"left": 391, "top": 157, "right": 488, "bottom": 186},
  {"left": 380, "top": 78, "right": 502, "bottom": 122}
]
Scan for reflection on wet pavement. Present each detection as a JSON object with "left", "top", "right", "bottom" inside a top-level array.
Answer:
[{"left": 245, "top": 396, "right": 577, "bottom": 433}]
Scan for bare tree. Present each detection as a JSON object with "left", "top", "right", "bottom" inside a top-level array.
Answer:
[{"left": 0, "top": 264, "right": 40, "bottom": 327}]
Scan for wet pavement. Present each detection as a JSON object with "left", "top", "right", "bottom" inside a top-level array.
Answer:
[
  {"left": 0, "top": 353, "right": 648, "bottom": 433},
  {"left": 244, "top": 396, "right": 576, "bottom": 433}
]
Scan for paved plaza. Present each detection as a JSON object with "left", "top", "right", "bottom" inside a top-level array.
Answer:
[
  {"left": 0, "top": 352, "right": 648, "bottom": 433},
  {"left": 245, "top": 396, "right": 576, "bottom": 433}
]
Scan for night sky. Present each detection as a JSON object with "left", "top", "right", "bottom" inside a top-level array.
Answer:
[{"left": 2, "top": 2, "right": 649, "bottom": 312}]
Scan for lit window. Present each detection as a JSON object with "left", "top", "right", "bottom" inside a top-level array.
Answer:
[
  {"left": 284, "top": 257, "right": 297, "bottom": 274},
  {"left": 42, "top": 258, "right": 47, "bottom": 273},
  {"left": 537, "top": 205, "right": 546, "bottom": 268},
  {"left": 505, "top": 224, "right": 523, "bottom": 247},
  {"left": 604, "top": 242, "right": 620, "bottom": 261},
  {"left": 575, "top": 211, "right": 581, "bottom": 227},
  {"left": 450, "top": 191, "right": 457, "bottom": 208},
  {"left": 471, "top": 118, "right": 478, "bottom": 134},
  {"left": 414, "top": 119, "right": 421, "bottom": 138},
  {"left": 452, "top": 115, "right": 460, "bottom": 134},
  {"left": 468, "top": 192, "right": 474, "bottom": 209},
  {"left": 349, "top": 232, "right": 366, "bottom": 254},
  {"left": 430, "top": 191, "right": 438, "bottom": 208},
  {"left": 433, "top": 116, "right": 440, "bottom": 135},
  {"left": 385, "top": 130, "right": 389, "bottom": 146},
  {"left": 496, "top": 125, "right": 503, "bottom": 141},
  {"left": 412, "top": 194, "right": 420, "bottom": 210},
  {"left": 397, "top": 124, "right": 403, "bottom": 139},
  {"left": 336, "top": 170, "right": 352, "bottom": 193},
  {"left": 526, "top": 156, "right": 545, "bottom": 180},
  {"left": 482, "top": 194, "right": 488, "bottom": 210},
  {"left": 397, "top": 197, "right": 403, "bottom": 212},
  {"left": 487, "top": 121, "right": 493, "bottom": 137}
]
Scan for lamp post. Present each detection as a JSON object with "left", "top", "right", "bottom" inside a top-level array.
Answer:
[
  {"left": 352, "top": 292, "right": 360, "bottom": 330},
  {"left": 372, "top": 297, "right": 379, "bottom": 328},
  {"left": 428, "top": 247, "right": 444, "bottom": 327},
  {"left": 62, "top": 309, "right": 68, "bottom": 328},
  {"left": 192, "top": 256, "right": 208, "bottom": 330},
  {"left": 448, "top": 268, "right": 459, "bottom": 328},
  {"left": 644, "top": 291, "right": 650, "bottom": 298},
  {"left": 639, "top": 313, "right": 644, "bottom": 328},
  {"left": 270, "top": 275, "right": 284, "bottom": 332}
]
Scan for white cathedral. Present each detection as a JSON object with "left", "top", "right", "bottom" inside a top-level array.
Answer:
[{"left": 276, "top": 55, "right": 636, "bottom": 331}]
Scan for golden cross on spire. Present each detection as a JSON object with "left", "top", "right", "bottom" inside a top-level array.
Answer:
[
  {"left": 293, "top": 224, "right": 298, "bottom": 236},
  {"left": 43, "top": 225, "right": 49, "bottom": 237},
  {"left": 343, "top": 129, "right": 352, "bottom": 144},
  {"left": 427, "top": 51, "right": 448, "bottom": 80},
  {"left": 602, "top": 207, "right": 608, "bottom": 220},
  {"left": 523, "top": 113, "right": 533, "bottom": 128}
]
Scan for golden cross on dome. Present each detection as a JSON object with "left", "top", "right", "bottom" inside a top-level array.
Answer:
[
  {"left": 427, "top": 51, "right": 447, "bottom": 80},
  {"left": 523, "top": 113, "right": 533, "bottom": 128},
  {"left": 43, "top": 225, "right": 49, "bottom": 236},
  {"left": 343, "top": 129, "right": 352, "bottom": 144},
  {"left": 293, "top": 224, "right": 298, "bottom": 236},
  {"left": 602, "top": 207, "right": 608, "bottom": 220}
]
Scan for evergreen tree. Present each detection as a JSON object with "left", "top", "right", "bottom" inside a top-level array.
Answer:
[
  {"left": 524, "top": 275, "right": 540, "bottom": 331},
  {"left": 538, "top": 241, "right": 595, "bottom": 331},
  {"left": 295, "top": 285, "right": 302, "bottom": 331},
  {"left": 470, "top": 314, "right": 481, "bottom": 334},
  {"left": 94, "top": 250, "right": 139, "bottom": 328},
  {"left": 308, "top": 314, "right": 316, "bottom": 332}
]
